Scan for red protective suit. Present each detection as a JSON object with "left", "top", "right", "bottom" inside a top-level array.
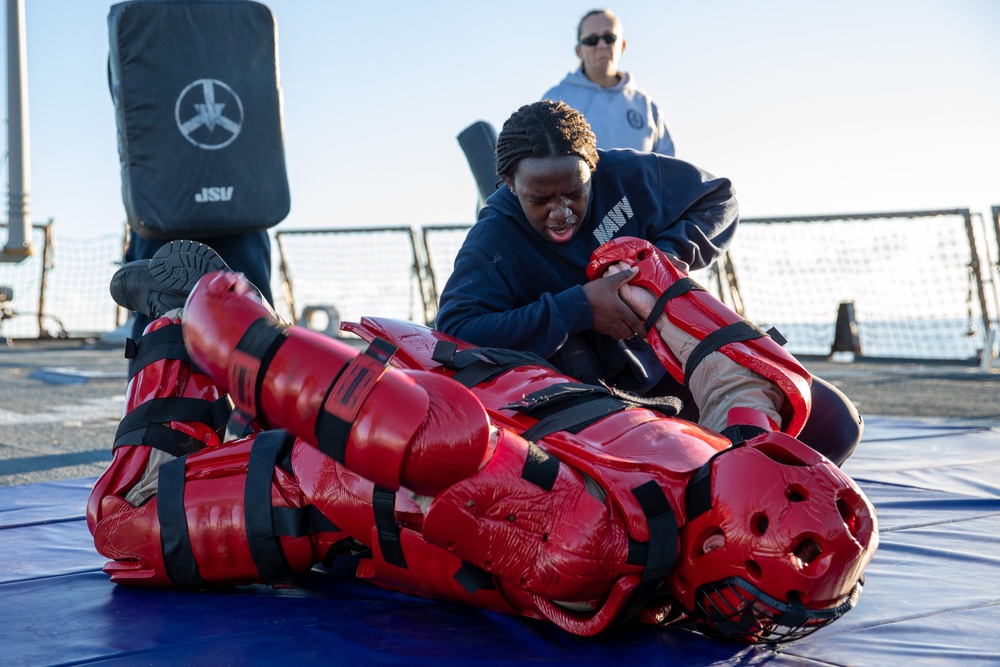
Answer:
[{"left": 89, "top": 264, "right": 877, "bottom": 644}]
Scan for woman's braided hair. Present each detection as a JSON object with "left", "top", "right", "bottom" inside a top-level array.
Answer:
[{"left": 494, "top": 100, "right": 599, "bottom": 180}]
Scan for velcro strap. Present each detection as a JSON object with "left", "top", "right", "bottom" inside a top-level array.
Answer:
[
  {"left": 225, "top": 409, "right": 255, "bottom": 442},
  {"left": 314, "top": 338, "right": 396, "bottom": 464},
  {"left": 432, "top": 341, "right": 554, "bottom": 388},
  {"left": 521, "top": 442, "right": 560, "bottom": 491},
  {"left": 519, "top": 396, "right": 625, "bottom": 442},
  {"left": 373, "top": 486, "right": 407, "bottom": 569},
  {"left": 114, "top": 397, "right": 232, "bottom": 450},
  {"left": 271, "top": 505, "right": 339, "bottom": 538},
  {"left": 132, "top": 422, "right": 205, "bottom": 457},
  {"left": 125, "top": 329, "right": 186, "bottom": 380},
  {"left": 511, "top": 383, "right": 628, "bottom": 442},
  {"left": 125, "top": 324, "right": 193, "bottom": 381},
  {"left": 642, "top": 277, "right": 705, "bottom": 333},
  {"left": 245, "top": 429, "right": 297, "bottom": 587},
  {"left": 776, "top": 597, "right": 811, "bottom": 629},
  {"left": 630, "top": 480, "right": 678, "bottom": 582},
  {"left": 454, "top": 561, "right": 496, "bottom": 595},
  {"left": 228, "top": 317, "right": 290, "bottom": 421},
  {"left": 766, "top": 326, "right": 788, "bottom": 347},
  {"left": 626, "top": 537, "right": 648, "bottom": 566},
  {"left": 616, "top": 479, "right": 679, "bottom": 624},
  {"left": 683, "top": 321, "right": 767, "bottom": 387},
  {"left": 502, "top": 382, "right": 611, "bottom": 416},
  {"left": 157, "top": 454, "right": 205, "bottom": 588},
  {"left": 685, "top": 445, "right": 742, "bottom": 520},
  {"left": 719, "top": 423, "right": 768, "bottom": 446},
  {"left": 685, "top": 462, "right": 713, "bottom": 521}
]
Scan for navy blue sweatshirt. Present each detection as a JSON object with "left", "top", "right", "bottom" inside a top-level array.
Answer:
[{"left": 436, "top": 149, "right": 738, "bottom": 361}]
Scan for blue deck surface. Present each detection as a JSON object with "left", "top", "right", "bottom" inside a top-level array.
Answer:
[{"left": 3, "top": 416, "right": 999, "bottom": 666}]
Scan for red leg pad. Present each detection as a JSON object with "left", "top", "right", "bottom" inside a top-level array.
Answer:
[
  {"left": 587, "top": 237, "right": 812, "bottom": 435},
  {"left": 95, "top": 436, "right": 344, "bottom": 587},
  {"left": 88, "top": 315, "right": 227, "bottom": 533}
]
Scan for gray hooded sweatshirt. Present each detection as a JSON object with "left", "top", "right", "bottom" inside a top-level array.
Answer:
[{"left": 543, "top": 67, "right": 675, "bottom": 156}]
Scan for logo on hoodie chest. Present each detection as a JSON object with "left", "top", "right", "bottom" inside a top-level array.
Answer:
[{"left": 593, "top": 196, "right": 634, "bottom": 244}]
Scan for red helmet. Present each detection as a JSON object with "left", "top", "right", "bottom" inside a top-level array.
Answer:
[{"left": 668, "top": 431, "right": 878, "bottom": 644}]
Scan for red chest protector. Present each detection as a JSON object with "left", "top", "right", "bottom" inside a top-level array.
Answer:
[{"left": 342, "top": 317, "right": 731, "bottom": 633}]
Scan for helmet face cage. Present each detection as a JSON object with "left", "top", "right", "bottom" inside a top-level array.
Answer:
[{"left": 694, "top": 576, "right": 864, "bottom": 644}]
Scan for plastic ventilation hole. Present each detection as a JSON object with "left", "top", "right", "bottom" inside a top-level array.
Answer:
[
  {"left": 751, "top": 512, "right": 769, "bottom": 537},
  {"left": 786, "top": 484, "right": 809, "bottom": 502},
  {"left": 792, "top": 538, "right": 822, "bottom": 567}
]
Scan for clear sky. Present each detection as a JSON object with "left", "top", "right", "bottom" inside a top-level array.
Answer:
[{"left": 5, "top": 0, "right": 1000, "bottom": 241}]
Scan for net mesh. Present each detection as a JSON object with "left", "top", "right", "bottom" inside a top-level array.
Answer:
[
  {"left": 1, "top": 225, "right": 124, "bottom": 339},
  {"left": 6, "top": 210, "right": 997, "bottom": 364},
  {"left": 276, "top": 228, "right": 427, "bottom": 332},
  {"left": 731, "top": 211, "right": 989, "bottom": 360}
]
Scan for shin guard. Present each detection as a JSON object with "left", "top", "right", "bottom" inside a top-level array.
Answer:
[
  {"left": 588, "top": 237, "right": 812, "bottom": 435},
  {"left": 94, "top": 430, "right": 344, "bottom": 587},
  {"left": 88, "top": 315, "right": 232, "bottom": 533}
]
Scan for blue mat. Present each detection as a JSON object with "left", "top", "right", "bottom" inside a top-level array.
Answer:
[{"left": 3, "top": 416, "right": 999, "bottom": 666}]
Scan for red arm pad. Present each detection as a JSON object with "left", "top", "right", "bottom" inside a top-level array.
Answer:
[{"left": 182, "top": 270, "right": 491, "bottom": 495}]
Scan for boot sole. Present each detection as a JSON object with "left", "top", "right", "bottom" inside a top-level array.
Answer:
[{"left": 146, "top": 240, "right": 230, "bottom": 311}]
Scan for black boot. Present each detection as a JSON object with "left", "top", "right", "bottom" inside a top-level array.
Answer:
[{"left": 110, "top": 240, "right": 230, "bottom": 320}]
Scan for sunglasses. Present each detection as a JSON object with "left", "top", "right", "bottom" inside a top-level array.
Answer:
[{"left": 579, "top": 32, "right": 618, "bottom": 47}]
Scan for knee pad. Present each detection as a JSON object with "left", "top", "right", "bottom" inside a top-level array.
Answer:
[{"left": 795, "top": 377, "right": 863, "bottom": 465}]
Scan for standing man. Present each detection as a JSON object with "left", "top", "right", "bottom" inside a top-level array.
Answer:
[{"left": 543, "top": 9, "right": 675, "bottom": 156}]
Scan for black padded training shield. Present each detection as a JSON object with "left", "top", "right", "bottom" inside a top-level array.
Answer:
[{"left": 109, "top": 0, "right": 290, "bottom": 239}]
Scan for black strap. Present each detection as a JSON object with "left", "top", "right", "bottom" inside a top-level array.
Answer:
[
  {"left": 314, "top": 338, "right": 396, "bottom": 464},
  {"left": 454, "top": 562, "right": 496, "bottom": 595},
  {"left": 225, "top": 409, "right": 255, "bottom": 442},
  {"left": 766, "top": 326, "right": 788, "bottom": 347},
  {"left": 430, "top": 340, "right": 459, "bottom": 367},
  {"left": 507, "top": 383, "right": 634, "bottom": 442},
  {"left": 432, "top": 341, "right": 555, "bottom": 388},
  {"left": 520, "top": 396, "right": 626, "bottom": 442},
  {"left": 630, "top": 481, "right": 679, "bottom": 582},
  {"left": 114, "top": 397, "right": 232, "bottom": 450},
  {"left": 272, "top": 505, "right": 339, "bottom": 538},
  {"left": 372, "top": 486, "right": 407, "bottom": 569},
  {"left": 626, "top": 537, "right": 649, "bottom": 566},
  {"left": 125, "top": 323, "right": 195, "bottom": 381},
  {"left": 132, "top": 422, "right": 206, "bottom": 457},
  {"left": 229, "top": 317, "right": 290, "bottom": 421},
  {"left": 685, "top": 461, "right": 714, "bottom": 521},
  {"left": 719, "top": 423, "right": 768, "bottom": 446},
  {"left": 684, "top": 321, "right": 768, "bottom": 387},
  {"left": 157, "top": 454, "right": 205, "bottom": 588},
  {"left": 521, "top": 442, "right": 560, "bottom": 491},
  {"left": 244, "top": 430, "right": 297, "bottom": 587},
  {"left": 685, "top": 444, "right": 743, "bottom": 520},
  {"left": 776, "top": 597, "right": 810, "bottom": 629},
  {"left": 615, "top": 479, "right": 679, "bottom": 623},
  {"left": 643, "top": 277, "right": 706, "bottom": 333}
]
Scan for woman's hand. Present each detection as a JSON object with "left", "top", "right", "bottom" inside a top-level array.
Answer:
[{"left": 583, "top": 266, "right": 647, "bottom": 341}]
